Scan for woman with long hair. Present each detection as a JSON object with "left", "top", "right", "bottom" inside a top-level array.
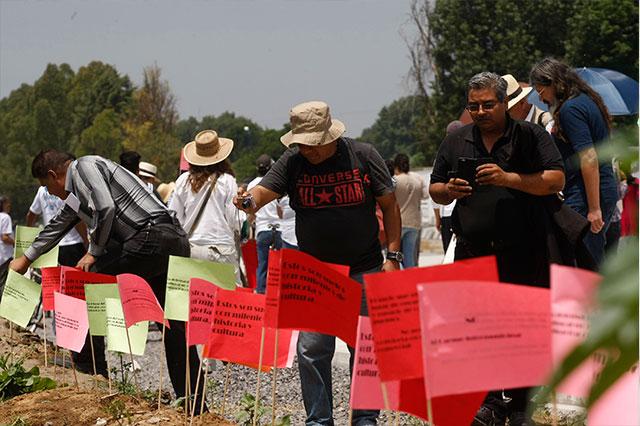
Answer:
[
  {"left": 169, "top": 130, "right": 244, "bottom": 282},
  {"left": 530, "top": 58, "right": 619, "bottom": 268}
]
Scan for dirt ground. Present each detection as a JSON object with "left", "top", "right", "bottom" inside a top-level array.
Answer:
[{"left": 0, "top": 323, "right": 235, "bottom": 426}]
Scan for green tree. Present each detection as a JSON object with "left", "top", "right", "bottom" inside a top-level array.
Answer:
[
  {"left": 67, "top": 61, "right": 133, "bottom": 143},
  {"left": 360, "top": 96, "right": 431, "bottom": 165},
  {"left": 407, "top": 0, "right": 576, "bottom": 150},
  {"left": 77, "top": 109, "right": 125, "bottom": 159},
  {"left": 565, "top": 0, "right": 639, "bottom": 78}
]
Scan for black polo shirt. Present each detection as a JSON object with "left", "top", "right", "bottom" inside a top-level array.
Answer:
[{"left": 431, "top": 116, "right": 563, "bottom": 245}]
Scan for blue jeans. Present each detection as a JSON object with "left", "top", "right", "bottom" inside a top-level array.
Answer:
[
  {"left": 400, "top": 227, "right": 420, "bottom": 268},
  {"left": 256, "top": 230, "right": 297, "bottom": 294},
  {"left": 297, "top": 266, "right": 380, "bottom": 425},
  {"left": 565, "top": 192, "right": 617, "bottom": 268}
]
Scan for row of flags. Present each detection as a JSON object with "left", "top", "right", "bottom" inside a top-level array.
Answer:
[{"left": 0, "top": 228, "right": 637, "bottom": 425}]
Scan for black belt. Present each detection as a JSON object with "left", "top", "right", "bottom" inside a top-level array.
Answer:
[{"left": 148, "top": 214, "right": 174, "bottom": 226}]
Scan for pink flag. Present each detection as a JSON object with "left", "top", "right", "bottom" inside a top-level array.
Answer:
[
  {"left": 53, "top": 291, "right": 90, "bottom": 352},
  {"left": 264, "top": 249, "right": 361, "bottom": 346},
  {"left": 188, "top": 278, "right": 218, "bottom": 346},
  {"left": 350, "top": 316, "right": 400, "bottom": 410},
  {"left": 417, "top": 280, "right": 552, "bottom": 397},
  {"left": 117, "top": 273, "right": 167, "bottom": 328},
  {"left": 350, "top": 317, "right": 486, "bottom": 424},
  {"left": 61, "top": 269, "right": 115, "bottom": 300},
  {"left": 588, "top": 367, "right": 639, "bottom": 426},
  {"left": 203, "top": 289, "right": 295, "bottom": 368},
  {"left": 364, "top": 256, "right": 499, "bottom": 381},
  {"left": 550, "top": 264, "right": 602, "bottom": 397},
  {"left": 41, "top": 266, "right": 62, "bottom": 311}
]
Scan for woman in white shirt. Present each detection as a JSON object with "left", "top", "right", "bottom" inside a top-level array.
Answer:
[{"left": 169, "top": 130, "right": 245, "bottom": 283}]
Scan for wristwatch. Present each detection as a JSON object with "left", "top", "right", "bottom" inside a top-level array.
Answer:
[{"left": 386, "top": 251, "right": 404, "bottom": 263}]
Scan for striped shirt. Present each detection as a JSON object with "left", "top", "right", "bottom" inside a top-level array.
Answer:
[{"left": 25, "top": 156, "right": 169, "bottom": 260}]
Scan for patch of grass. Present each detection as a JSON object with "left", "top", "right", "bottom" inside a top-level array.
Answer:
[{"left": 0, "top": 355, "right": 56, "bottom": 401}]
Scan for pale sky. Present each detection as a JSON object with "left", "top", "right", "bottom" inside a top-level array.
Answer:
[{"left": 0, "top": 0, "right": 416, "bottom": 136}]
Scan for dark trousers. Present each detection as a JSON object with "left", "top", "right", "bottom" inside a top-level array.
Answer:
[
  {"left": 440, "top": 216, "right": 454, "bottom": 253},
  {"left": 75, "top": 220, "right": 204, "bottom": 409},
  {"left": 58, "top": 242, "right": 86, "bottom": 267}
]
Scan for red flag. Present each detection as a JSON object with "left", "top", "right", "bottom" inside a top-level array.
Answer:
[
  {"left": 264, "top": 249, "right": 283, "bottom": 328},
  {"left": 397, "top": 377, "right": 486, "bottom": 426},
  {"left": 364, "top": 256, "right": 499, "bottom": 381},
  {"left": 241, "top": 239, "right": 258, "bottom": 289},
  {"left": 117, "top": 273, "right": 167, "bottom": 328},
  {"left": 203, "top": 289, "right": 295, "bottom": 368},
  {"left": 61, "top": 269, "right": 115, "bottom": 300},
  {"left": 41, "top": 266, "right": 62, "bottom": 311},
  {"left": 187, "top": 278, "right": 218, "bottom": 346},
  {"left": 265, "top": 249, "right": 361, "bottom": 347}
]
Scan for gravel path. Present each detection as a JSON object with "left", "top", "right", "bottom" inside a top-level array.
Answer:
[{"left": 36, "top": 319, "right": 420, "bottom": 425}]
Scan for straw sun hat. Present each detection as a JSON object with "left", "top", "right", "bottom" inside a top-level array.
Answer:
[
  {"left": 183, "top": 130, "right": 234, "bottom": 166},
  {"left": 502, "top": 74, "right": 533, "bottom": 110},
  {"left": 280, "top": 101, "right": 345, "bottom": 147}
]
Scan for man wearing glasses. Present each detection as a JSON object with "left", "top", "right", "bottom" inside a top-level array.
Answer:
[{"left": 429, "top": 72, "right": 565, "bottom": 426}]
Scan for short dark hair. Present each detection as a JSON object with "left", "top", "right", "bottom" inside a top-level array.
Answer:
[
  {"left": 467, "top": 72, "right": 508, "bottom": 102},
  {"left": 0, "top": 195, "right": 8, "bottom": 212},
  {"left": 119, "top": 151, "right": 141, "bottom": 174},
  {"left": 31, "top": 149, "right": 75, "bottom": 179},
  {"left": 394, "top": 153, "right": 410, "bottom": 173}
]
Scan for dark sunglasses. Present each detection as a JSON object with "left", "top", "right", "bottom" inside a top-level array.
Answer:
[{"left": 466, "top": 102, "right": 498, "bottom": 112}]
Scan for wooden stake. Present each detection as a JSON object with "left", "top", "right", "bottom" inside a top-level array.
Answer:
[
  {"left": 381, "top": 382, "right": 391, "bottom": 410},
  {"left": 185, "top": 335, "right": 191, "bottom": 425},
  {"left": 106, "top": 347, "right": 112, "bottom": 393},
  {"left": 89, "top": 333, "right": 98, "bottom": 389},
  {"left": 124, "top": 326, "right": 140, "bottom": 390},
  {"left": 158, "top": 322, "right": 166, "bottom": 410},
  {"left": 199, "top": 359, "right": 209, "bottom": 417},
  {"left": 427, "top": 397, "right": 434, "bottom": 425},
  {"left": 347, "top": 409, "right": 353, "bottom": 425},
  {"left": 221, "top": 362, "right": 231, "bottom": 416},
  {"left": 551, "top": 390, "right": 559, "bottom": 426},
  {"left": 9, "top": 322, "right": 13, "bottom": 363},
  {"left": 68, "top": 351, "right": 79, "bottom": 391},
  {"left": 53, "top": 344, "right": 59, "bottom": 382},
  {"left": 189, "top": 355, "right": 205, "bottom": 426},
  {"left": 393, "top": 410, "right": 400, "bottom": 425},
  {"left": 270, "top": 329, "right": 279, "bottom": 426},
  {"left": 252, "top": 327, "right": 267, "bottom": 426},
  {"left": 43, "top": 316, "right": 48, "bottom": 367}
]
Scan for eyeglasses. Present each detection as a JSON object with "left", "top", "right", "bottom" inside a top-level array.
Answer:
[{"left": 466, "top": 102, "right": 498, "bottom": 112}]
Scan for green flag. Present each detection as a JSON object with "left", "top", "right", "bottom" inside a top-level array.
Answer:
[
  {"left": 164, "top": 255, "right": 236, "bottom": 321},
  {"left": 105, "top": 298, "right": 148, "bottom": 356},
  {"left": 14, "top": 225, "right": 59, "bottom": 268},
  {"left": 0, "top": 270, "right": 42, "bottom": 328},
  {"left": 85, "top": 284, "right": 119, "bottom": 336}
]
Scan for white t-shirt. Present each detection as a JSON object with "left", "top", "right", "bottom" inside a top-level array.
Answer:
[
  {"left": 0, "top": 212, "right": 13, "bottom": 264},
  {"left": 247, "top": 176, "right": 281, "bottom": 235},
  {"left": 279, "top": 195, "right": 297, "bottom": 246},
  {"left": 29, "top": 186, "right": 84, "bottom": 246},
  {"left": 169, "top": 172, "right": 245, "bottom": 247}
]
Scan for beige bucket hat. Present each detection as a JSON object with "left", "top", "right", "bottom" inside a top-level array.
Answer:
[
  {"left": 183, "top": 130, "right": 234, "bottom": 166},
  {"left": 502, "top": 74, "right": 533, "bottom": 110},
  {"left": 280, "top": 101, "right": 346, "bottom": 147}
]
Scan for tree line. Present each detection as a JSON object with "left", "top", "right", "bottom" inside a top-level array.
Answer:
[{"left": 1, "top": 0, "right": 637, "bottom": 220}]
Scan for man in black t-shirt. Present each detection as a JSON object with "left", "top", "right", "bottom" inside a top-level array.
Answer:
[
  {"left": 430, "top": 72, "right": 565, "bottom": 426},
  {"left": 234, "top": 101, "right": 401, "bottom": 426}
]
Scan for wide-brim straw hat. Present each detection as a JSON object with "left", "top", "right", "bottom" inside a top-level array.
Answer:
[
  {"left": 502, "top": 74, "right": 533, "bottom": 110},
  {"left": 280, "top": 101, "right": 345, "bottom": 147},
  {"left": 183, "top": 130, "right": 234, "bottom": 166}
]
